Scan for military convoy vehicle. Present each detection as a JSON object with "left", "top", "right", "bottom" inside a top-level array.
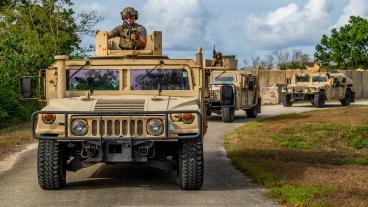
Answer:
[
  {"left": 20, "top": 31, "right": 207, "bottom": 190},
  {"left": 281, "top": 65, "right": 355, "bottom": 108},
  {"left": 204, "top": 56, "right": 261, "bottom": 123}
]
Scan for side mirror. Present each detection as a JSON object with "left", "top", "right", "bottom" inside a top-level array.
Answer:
[{"left": 20, "top": 76, "right": 37, "bottom": 99}]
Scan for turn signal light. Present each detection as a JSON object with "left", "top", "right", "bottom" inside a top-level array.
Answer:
[
  {"left": 42, "top": 114, "right": 56, "bottom": 124},
  {"left": 182, "top": 113, "right": 194, "bottom": 124}
]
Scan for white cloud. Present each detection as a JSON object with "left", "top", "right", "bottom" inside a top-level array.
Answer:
[
  {"left": 244, "top": 0, "right": 332, "bottom": 50},
  {"left": 141, "top": 0, "right": 210, "bottom": 50},
  {"left": 74, "top": 2, "right": 109, "bottom": 14},
  {"left": 335, "top": 0, "right": 368, "bottom": 27}
]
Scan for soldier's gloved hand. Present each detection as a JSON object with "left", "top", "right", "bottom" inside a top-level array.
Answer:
[{"left": 131, "top": 32, "right": 139, "bottom": 41}]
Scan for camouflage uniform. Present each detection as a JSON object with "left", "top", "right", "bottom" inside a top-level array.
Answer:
[
  {"left": 211, "top": 52, "right": 223, "bottom": 67},
  {"left": 109, "top": 23, "right": 147, "bottom": 50},
  {"left": 212, "top": 59, "right": 223, "bottom": 67}
]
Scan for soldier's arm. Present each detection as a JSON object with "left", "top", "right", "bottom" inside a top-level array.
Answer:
[
  {"left": 134, "top": 26, "right": 147, "bottom": 49},
  {"left": 108, "top": 26, "right": 121, "bottom": 39},
  {"left": 211, "top": 60, "right": 217, "bottom": 67}
]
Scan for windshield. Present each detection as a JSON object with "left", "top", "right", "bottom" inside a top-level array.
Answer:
[
  {"left": 212, "top": 73, "right": 235, "bottom": 84},
  {"left": 66, "top": 70, "right": 119, "bottom": 90},
  {"left": 296, "top": 75, "right": 310, "bottom": 83},
  {"left": 312, "top": 75, "right": 328, "bottom": 82},
  {"left": 131, "top": 69, "right": 190, "bottom": 90}
]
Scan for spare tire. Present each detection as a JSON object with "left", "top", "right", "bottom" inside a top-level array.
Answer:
[{"left": 220, "top": 85, "right": 234, "bottom": 106}]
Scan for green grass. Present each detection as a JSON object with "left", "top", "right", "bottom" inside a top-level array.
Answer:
[
  {"left": 228, "top": 155, "right": 281, "bottom": 187},
  {"left": 345, "top": 125, "right": 368, "bottom": 149},
  {"left": 339, "top": 156, "right": 368, "bottom": 165},
  {"left": 225, "top": 107, "right": 368, "bottom": 207},
  {"left": 270, "top": 134, "right": 312, "bottom": 149},
  {"left": 268, "top": 185, "right": 331, "bottom": 207}
]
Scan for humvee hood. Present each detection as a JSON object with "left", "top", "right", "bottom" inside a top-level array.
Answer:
[
  {"left": 287, "top": 83, "right": 327, "bottom": 89},
  {"left": 41, "top": 95, "right": 199, "bottom": 112}
]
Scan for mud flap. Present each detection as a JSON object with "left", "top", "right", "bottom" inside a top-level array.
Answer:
[{"left": 256, "top": 98, "right": 261, "bottom": 113}]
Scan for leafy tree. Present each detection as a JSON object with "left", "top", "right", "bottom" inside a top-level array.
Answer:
[
  {"left": 0, "top": 0, "right": 102, "bottom": 125},
  {"left": 315, "top": 16, "right": 368, "bottom": 69}
]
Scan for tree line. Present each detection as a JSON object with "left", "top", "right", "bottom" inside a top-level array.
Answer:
[{"left": 0, "top": 0, "right": 102, "bottom": 127}]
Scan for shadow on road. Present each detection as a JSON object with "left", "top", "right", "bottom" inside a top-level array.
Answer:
[{"left": 65, "top": 150, "right": 261, "bottom": 192}]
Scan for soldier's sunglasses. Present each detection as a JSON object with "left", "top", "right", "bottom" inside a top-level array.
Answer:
[{"left": 124, "top": 15, "right": 135, "bottom": 20}]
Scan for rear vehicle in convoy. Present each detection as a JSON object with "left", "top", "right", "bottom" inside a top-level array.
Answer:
[
  {"left": 20, "top": 31, "right": 207, "bottom": 190},
  {"left": 281, "top": 67, "right": 355, "bottom": 108},
  {"left": 205, "top": 56, "right": 261, "bottom": 123}
]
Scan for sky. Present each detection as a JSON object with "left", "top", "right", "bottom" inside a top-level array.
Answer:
[{"left": 73, "top": 0, "right": 368, "bottom": 66}]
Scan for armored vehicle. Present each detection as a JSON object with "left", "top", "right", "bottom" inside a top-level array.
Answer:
[
  {"left": 20, "top": 31, "right": 207, "bottom": 190},
  {"left": 204, "top": 56, "right": 261, "bottom": 123},
  {"left": 281, "top": 66, "right": 355, "bottom": 108}
]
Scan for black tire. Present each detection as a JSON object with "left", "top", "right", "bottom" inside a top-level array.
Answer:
[
  {"left": 246, "top": 107, "right": 258, "bottom": 118},
  {"left": 38, "top": 139, "right": 67, "bottom": 190},
  {"left": 282, "top": 94, "right": 293, "bottom": 107},
  {"left": 314, "top": 92, "right": 326, "bottom": 108},
  {"left": 311, "top": 99, "right": 315, "bottom": 106},
  {"left": 340, "top": 90, "right": 352, "bottom": 106},
  {"left": 221, "top": 106, "right": 235, "bottom": 123},
  {"left": 177, "top": 138, "right": 204, "bottom": 190}
]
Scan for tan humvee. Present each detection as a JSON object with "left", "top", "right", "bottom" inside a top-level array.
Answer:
[
  {"left": 20, "top": 31, "right": 206, "bottom": 190},
  {"left": 281, "top": 65, "right": 355, "bottom": 107},
  {"left": 204, "top": 56, "right": 261, "bottom": 123}
]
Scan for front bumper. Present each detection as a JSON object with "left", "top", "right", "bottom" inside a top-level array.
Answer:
[{"left": 32, "top": 110, "right": 202, "bottom": 141}]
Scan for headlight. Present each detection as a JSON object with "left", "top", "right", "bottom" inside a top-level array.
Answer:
[
  {"left": 170, "top": 113, "right": 194, "bottom": 124},
  {"left": 71, "top": 119, "right": 88, "bottom": 136},
  {"left": 170, "top": 114, "right": 182, "bottom": 122},
  {"left": 147, "top": 119, "right": 164, "bottom": 136},
  {"left": 42, "top": 114, "right": 56, "bottom": 124}
]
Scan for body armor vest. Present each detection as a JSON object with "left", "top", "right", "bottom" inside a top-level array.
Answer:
[{"left": 119, "top": 25, "right": 139, "bottom": 50}]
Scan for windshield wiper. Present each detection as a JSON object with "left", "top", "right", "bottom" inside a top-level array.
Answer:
[
  {"left": 214, "top": 71, "right": 226, "bottom": 80},
  {"left": 69, "top": 60, "right": 90, "bottom": 79},
  {"left": 140, "top": 60, "right": 164, "bottom": 81}
]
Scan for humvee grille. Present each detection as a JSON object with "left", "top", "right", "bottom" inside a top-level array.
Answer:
[
  {"left": 91, "top": 119, "right": 145, "bottom": 137},
  {"left": 94, "top": 99, "right": 145, "bottom": 112}
]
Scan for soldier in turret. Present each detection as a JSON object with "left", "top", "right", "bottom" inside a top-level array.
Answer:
[
  {"left": 211, "top": 52, "right": 223, "bottom": 67},
  {"left": 108, "top": 7, "right": 147, "bottom": 50}
]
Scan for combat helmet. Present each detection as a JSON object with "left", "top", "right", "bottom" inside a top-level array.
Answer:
[{"left": 121, "top": 7, "right": 139, "bottom": 20}]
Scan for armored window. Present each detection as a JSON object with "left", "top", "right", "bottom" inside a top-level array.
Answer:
[
  {"left": 66, "top": 69, "right": 120, "bottom": 90},
  {"left": 212, "top": 73, "right": 235, "bottom": 84},
  {"left": 130, "top": 69, "right": 190, "bottom": 90},
  {"left": 296, "top": 75, "right": 309, "bottom": 83},
  {"left": 312, "top": 76, "right": 327, "bottom": 82}
]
